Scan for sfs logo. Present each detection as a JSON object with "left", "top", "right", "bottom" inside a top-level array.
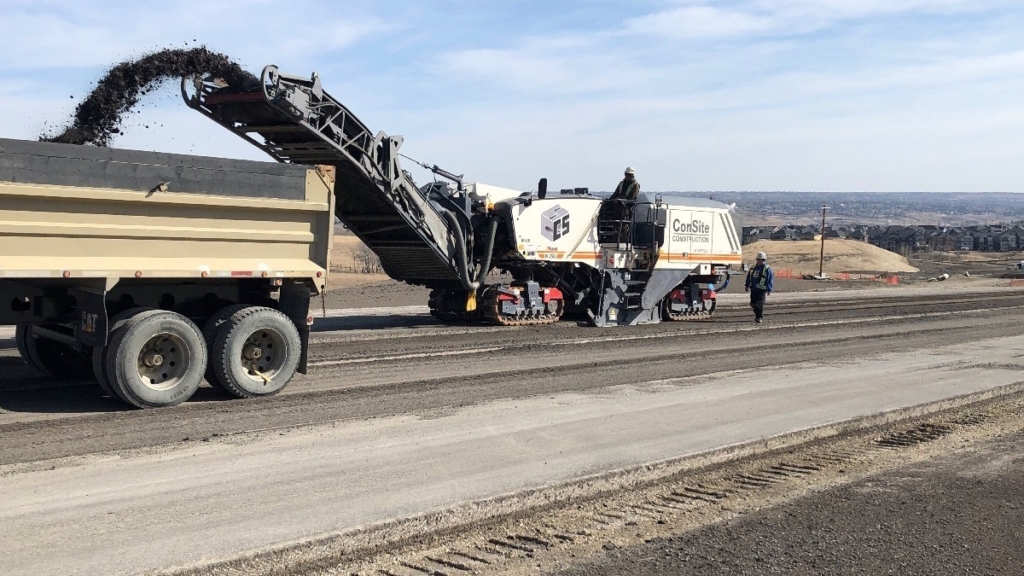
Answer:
[{"left": 542, "top": 205, "right": 570, "bottom": 242}]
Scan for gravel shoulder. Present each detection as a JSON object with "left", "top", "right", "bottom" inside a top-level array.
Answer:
[{"left": 549, "top": 430, "right": 1024, "bottom": 576}]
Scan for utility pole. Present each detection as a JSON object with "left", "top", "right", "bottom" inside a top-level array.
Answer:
[{"left": 819, "top": 204, "right": 828, "bottom": 278}]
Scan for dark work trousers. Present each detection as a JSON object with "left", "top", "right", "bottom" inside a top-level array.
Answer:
[{"left": 749, "top": 288, "right": 767, "bottom": 320}]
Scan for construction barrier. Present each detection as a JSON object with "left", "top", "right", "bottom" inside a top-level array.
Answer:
[{"left": 767, "top": 268, "right": 901, "bottom": 284}]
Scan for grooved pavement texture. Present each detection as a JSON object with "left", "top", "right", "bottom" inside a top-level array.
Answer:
[{"left": 550, "top": 430, "right": 1024, "bottom": 576}]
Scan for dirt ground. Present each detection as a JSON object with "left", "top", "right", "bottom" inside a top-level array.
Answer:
[
  {"left": 910, "top": 250, "right": 1024, "bottom": 278},
  {"left": 551, "top": 429, "right": 1024, "bottom": 576},
  {"left": 319, "top": 230, "right": 1024, "bottom": 307},
  {"left": 321, "top": 278, "right": 429, "bottom": 309},
  {"left": 323, "top": 233, "right": 430, "bottom": 308},
  {"left": 322, "top": 233, "right": 1020, "bottom": 309},
  {"left": 319, "top": 274, "right": 1007, "bottom": 309},
  {"left": 744, "top": 239, "right": 919, "bottom": 274}
]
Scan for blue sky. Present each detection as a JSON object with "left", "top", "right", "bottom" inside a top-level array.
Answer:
[{"left": 2, "top": 0, "right": 1022, "bottom": 192}]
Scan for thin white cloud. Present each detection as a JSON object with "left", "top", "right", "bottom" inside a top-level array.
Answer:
[
  {"left": 753, "top": 49, "right": 1024, "bottom": 102},
  {"left": 441, "top": 48, "right": 571, "bottom": 88},
  {"left": 625, "top": 0, "right": 991, "bottom": 40},
  {"left": 625, "top": 6, "right": 774, "bottom": 38},
  {"left": 0, "top": 0, "right": 391, "bottom": 71},
  {"left": 435, "top": 35, "right": 654, "bottom": 96},
  {"left": 757, "top": 0, "right": 983, "bottom": 20}
]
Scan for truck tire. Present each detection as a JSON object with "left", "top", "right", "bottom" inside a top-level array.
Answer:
[
  {"left": 14, "top": 325, "right": 39, "bottom": 372},
  {"left": 209, "top": 306, "right": 301, "bottom": 398},
  {"left": 104, "top": 310, "right": 206, "bottom": 408},
  {"left": 16, "top": 324, "right": 93, "bottom": 380},
  {"left": 92, "top": 308, "right": 150, "bottom": 399},
  {"left": 201, "top": 304, "right": 250, "bottom": 393}
]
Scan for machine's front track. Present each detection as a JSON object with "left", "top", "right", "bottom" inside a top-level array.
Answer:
[
  {"left": 481, "top": 287, "right": 564, "bottom": 326},
  {"left": 661, "top": 283, "right": 718, "bottom": 322},
  {"left": 428, "top": 286, "right": 564, "bottom": 327},
  {"left": 663, "top": 300, "right": 717, "bottom": 321}
]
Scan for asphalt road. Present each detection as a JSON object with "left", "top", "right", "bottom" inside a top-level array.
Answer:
[
  {"left": 1, "top": 286, "right": 1023, "bottom": 576},
  {"left": 550, "top": 429, "right": 1024, "bottom": 576}
]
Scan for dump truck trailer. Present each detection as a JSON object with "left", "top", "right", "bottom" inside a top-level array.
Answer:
[{"left": 0, "top": 138, "right": 334, "bottom": 408}]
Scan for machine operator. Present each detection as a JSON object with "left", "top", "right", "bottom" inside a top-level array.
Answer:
[{"left": 609, "top": 166, "right": 640, "bottom": 202}]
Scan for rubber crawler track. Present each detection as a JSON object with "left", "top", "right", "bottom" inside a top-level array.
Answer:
[{"left": 481, "top": 289, "right": 564, "bottom": 327}]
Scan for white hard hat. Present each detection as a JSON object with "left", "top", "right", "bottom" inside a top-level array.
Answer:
[
  {"left": 756, "top": 252, "right": 767, "bottom": 260},
  {"left": 624, "top": 166, "right": 635, "bottom": 175}
]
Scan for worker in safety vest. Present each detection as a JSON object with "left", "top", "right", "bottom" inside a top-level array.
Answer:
[
  {"left": 604, "top": 167, "right": 641, "bottom": 243},
  {"left": 744, "top": 251, "right": 773, "bottom": 324},
  {"left": 610, "top": 166, "right": 640, "bottom": 201}
]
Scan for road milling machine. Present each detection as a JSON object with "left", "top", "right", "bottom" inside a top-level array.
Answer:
[{"left": 186, "top": 66, "right": 743, "bottom": 327}]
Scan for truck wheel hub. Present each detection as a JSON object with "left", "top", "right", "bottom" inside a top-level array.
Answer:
[
  {"left": 143, "top": 351, "right": 164, "bottom": 367},
  {"left": 243, "top": 344, "right": 263, "bottom": 361}
]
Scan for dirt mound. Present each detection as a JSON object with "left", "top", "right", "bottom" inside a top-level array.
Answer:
[
  {"left": 42, "top": 47, "right": 257, "bottom": 147},
  {"left": 745, "top": 239, "right": 919, "bottom": 274}
]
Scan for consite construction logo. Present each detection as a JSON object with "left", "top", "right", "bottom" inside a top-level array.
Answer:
[{"left": 671, "top": 217, "right": 711, "bottom": 243}]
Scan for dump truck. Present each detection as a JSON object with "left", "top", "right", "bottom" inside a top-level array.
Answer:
[{"left": 0, "top": 138, "right": 334, "bottom": 408}]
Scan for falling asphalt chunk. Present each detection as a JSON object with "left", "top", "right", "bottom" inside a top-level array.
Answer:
[{"left": 41, "top": 46, "right": 258, "bottom": 147}]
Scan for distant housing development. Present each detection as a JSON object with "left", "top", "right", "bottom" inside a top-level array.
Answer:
[{"left": 742, "top": 223, "right": 1024, "bottom": 255}]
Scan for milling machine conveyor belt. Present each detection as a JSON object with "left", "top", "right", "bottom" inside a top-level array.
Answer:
[{"left": 182, "top": 65, "right": 462, "bottom": 286}]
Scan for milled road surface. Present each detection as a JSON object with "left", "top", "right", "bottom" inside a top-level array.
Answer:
[
  {"left": 0, "top": 286, "right": 1022, "bottom": 576},
  {"left": 550, "top": 430, "right": 1024, "bottom": 576}
]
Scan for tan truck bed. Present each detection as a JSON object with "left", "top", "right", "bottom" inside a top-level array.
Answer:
[
  {"left": 0, "top": 139, "right": 336, "bottom": 407},
  {"left": 0, "top": 138, "right": 334, "bottom": 287}
]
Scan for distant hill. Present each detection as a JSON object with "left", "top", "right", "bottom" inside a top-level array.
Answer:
[
  {"left": 659, "top": 191, "right": 1024, "bottom": 227},
  {"left": 744, "top": 239, "right": 919, "bottom": 275}
]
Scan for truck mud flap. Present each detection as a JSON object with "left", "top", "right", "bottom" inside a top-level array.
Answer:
[
  {"left": 296, "top": 326, "right": 310, "bottom": 374},
  {"left": 71, "top": 286, "right": 108, "bottom": 348},
  {"left": 279, "top": 281, "right": 313, "bottom": 374}
]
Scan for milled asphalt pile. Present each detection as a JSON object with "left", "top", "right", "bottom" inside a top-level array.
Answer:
[{"left": 41, "top": 46, "right": 256, "bottom": 146}]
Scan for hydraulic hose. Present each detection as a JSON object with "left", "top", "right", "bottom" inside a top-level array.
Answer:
[
  {"left": 717, "top": 273, "right": 731, "bottom": 292},
  {"left": 441, "top": 210, "right": 480, "bottom": 291},
  {"left": 476, "top": 217, "right": 499, "bottom": 284}
]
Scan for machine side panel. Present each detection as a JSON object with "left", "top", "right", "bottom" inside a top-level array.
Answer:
[
  {"left": 661, "top": 206, "right": 742, "bottom": 268},
  {"left": 715, "top": 209, "right": 743, "bottom": 259},
  {"left": 507, "top": 197, "right": 602, "bottom": 264}
]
